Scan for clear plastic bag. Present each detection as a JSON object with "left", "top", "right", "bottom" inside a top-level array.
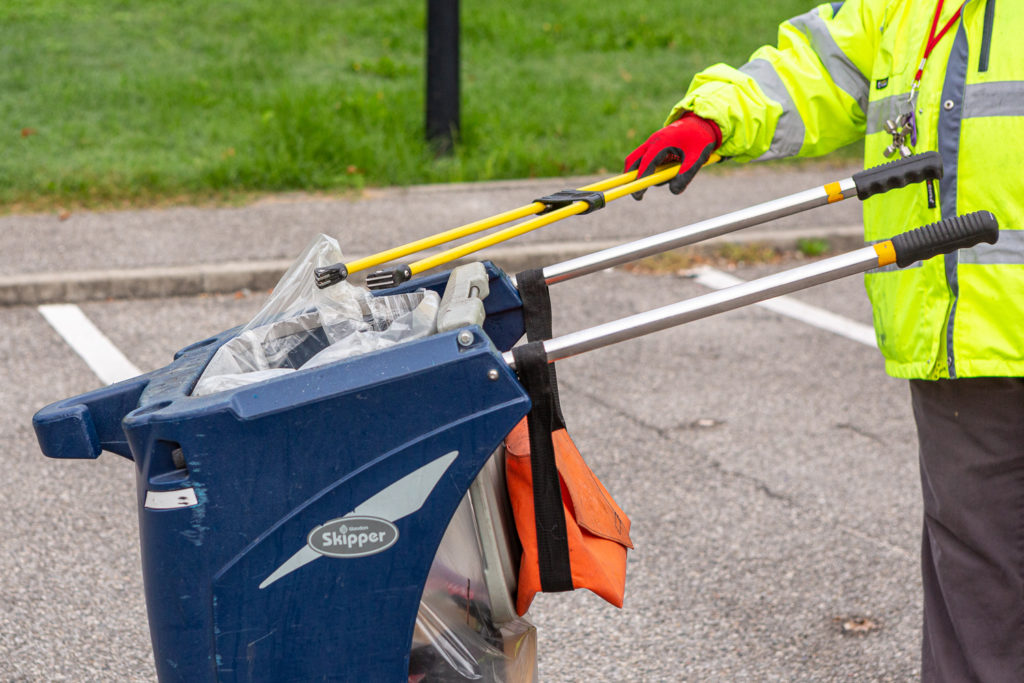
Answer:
[
  {"left": 192, "top": 234, "right": 439, "bottom": 397},
  {"left": 410, "top": 602, "right": 536, "bottom": 683},
  {"left": 409, "top": 450, "right": 536, "bottom": 682}
]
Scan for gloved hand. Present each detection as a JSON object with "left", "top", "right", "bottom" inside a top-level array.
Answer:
[{"left": 624, "top": 112, "right": 722, "bottom": 200}]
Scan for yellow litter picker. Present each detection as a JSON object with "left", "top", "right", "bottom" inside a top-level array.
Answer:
[{"left": 313, "top": 158, "right": 720, "bottom": 289}]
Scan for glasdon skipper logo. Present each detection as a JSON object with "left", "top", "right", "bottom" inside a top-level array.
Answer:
[
  {"left": 308, "top": 516, "right": 398, "bottom": 559},
  {"left": 259, "top": 450, "right": 458, "bottom": 590}
]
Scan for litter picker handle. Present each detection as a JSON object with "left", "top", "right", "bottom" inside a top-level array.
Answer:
[
  {"left": 890, "top": 210, "right": 998, "bottom": 267},
  {"left": 504, "top": 210, "right": 998, "bottom": 368},
  {"left": 852, "top": 151, "right": 943, "bottom": 200},
  {"left": 538, "top": 153, "right": 944, "bottom": 286}
]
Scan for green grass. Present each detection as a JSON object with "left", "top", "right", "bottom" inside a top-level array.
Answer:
[
  {"left": 623, "top": 242, "right": 784, "bottom": 275},
  {"left": 1, "top": 0, "right": 821, "bottom": 209},
  {"left": 796, "top": 237, "right": 831, "bottom": 257}
]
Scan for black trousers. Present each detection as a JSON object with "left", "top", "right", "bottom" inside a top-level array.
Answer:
[{"left": 911, "top": 378, "right": 1024, "bottom": 683}]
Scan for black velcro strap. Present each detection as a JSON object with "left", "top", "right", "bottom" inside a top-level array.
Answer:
[
  {"left": 534, "top": 189, "right": 606, "bottom": 215},
  {"left": 512, "top": 342, "right": 573, "bottom": 593},
  {"left": 517, "top": 268, "right": 565, "bottom": 430}
]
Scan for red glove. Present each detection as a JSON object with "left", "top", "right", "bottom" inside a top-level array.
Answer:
[{"left": 624, "top": 112, "right": 722, "bottom": 200}]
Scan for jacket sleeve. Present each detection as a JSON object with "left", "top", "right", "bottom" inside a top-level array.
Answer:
[{"left": 670, "top": 1, "right": 883, "bottom": 162}]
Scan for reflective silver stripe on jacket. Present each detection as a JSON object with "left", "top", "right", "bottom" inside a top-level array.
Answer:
[
  {"left": 739, "top": 59, "right": 805, "bottom": 160},
  {"left": 867, "top": 81, "right": 1024, "bottom": 134},
  {"left": 960, "top": 230, "right": 1024, "bottom": 264},
  {"left": 866, "top": 92, "right": 910, "bottom": 135},
  {"left": 788, "top": 8, "right": 870, "bottom": 115},
  {"left": 963, "top": 81, "right": 1024, "bottom": 118}
]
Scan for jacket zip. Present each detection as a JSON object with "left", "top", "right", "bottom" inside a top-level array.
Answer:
[{"left": 938, "top": 14, "right": 972, "bottom": 378}]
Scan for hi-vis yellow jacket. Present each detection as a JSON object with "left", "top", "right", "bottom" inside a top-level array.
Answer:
[{"left": 673, "top": 0, "right": 1023, "bottom": 379}]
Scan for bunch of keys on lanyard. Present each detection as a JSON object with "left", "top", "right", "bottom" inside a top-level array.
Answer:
[
  {"left": 883, "top": 112, "right": 915, "bottom": 159},
  {"left": 884, "top": 0, "right": 964, "bottom": 159}
]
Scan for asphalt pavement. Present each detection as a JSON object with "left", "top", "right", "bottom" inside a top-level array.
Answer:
[{"left": 1, "top": 160, "right": 927, "bottom": 681}]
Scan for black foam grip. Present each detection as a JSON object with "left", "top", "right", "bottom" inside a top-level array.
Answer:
[
  {"left": 892, "top": 211, "right": 999, "bottom": 268},
  {"left": 853, "top": 151, "right": 944, "bottom": 200}
]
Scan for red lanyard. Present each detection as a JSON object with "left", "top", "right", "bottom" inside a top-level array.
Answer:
[{"left": 913, "top": 0, "right": 965, "bottom": 88}]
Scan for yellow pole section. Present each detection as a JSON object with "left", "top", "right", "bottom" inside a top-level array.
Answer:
[
  {"left": 406, "top": 159, "right": 715, "bottom": 275},
  {"left": 344, "top": 204, "right": 540, "bottom": 274},
  {"left": 342, "top": 169, "right": 645, "bottom": 275},
  {"left": 577, "top": 170, "right": 641, "bottom": 191},
  {"left": 407, "top": 202, "right": 591, "bottom": 274}
]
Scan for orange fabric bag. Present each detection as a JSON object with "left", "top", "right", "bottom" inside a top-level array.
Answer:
[
  {"left": 505, "top": 418, "right": 633, "bottom": 615},
  {"left": 507, "top": 273, "right": 634, "bottom": 615}
]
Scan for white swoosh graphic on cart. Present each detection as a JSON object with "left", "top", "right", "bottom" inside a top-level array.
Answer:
[{"left": 259, "top": 450, "right": 458, "bottom": 589}]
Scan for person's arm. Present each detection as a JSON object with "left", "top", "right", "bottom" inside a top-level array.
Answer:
[{"left": 676, "top": 1, "right": 881, "bottom": 162}]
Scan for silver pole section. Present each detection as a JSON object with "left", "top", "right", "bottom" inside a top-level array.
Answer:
[
  {"left": 503, "top": 245, "right": 878, "bottom": 368},
  {"left": 535, "top": 178, "right": 858, "bottom": 286}
]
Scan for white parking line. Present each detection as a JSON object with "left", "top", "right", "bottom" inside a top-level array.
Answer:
[
  {"left": 692, "top": 267, "right": 878, "bottom": 348},
  {"left": 38, "top": 304, "right": 142, "bottom": 385}
]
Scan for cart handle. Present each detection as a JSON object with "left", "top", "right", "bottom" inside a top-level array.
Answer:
[
  {"left": 504, "top": 210, "right": 998, "bottom": 368},
  {"left": 851, "top": 152, "right": 944, "bottom": 200},
  {"left": 534, "top": 152, "right": 944, "bottom": 286}
]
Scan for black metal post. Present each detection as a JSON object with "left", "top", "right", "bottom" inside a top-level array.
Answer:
[{"left": 426, "top": 0, "right": 460, "bottom": 155}]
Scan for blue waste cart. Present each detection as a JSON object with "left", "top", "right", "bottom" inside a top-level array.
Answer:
[{"left": 33, "top": 264, "right": 530, "bottom": 682}]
